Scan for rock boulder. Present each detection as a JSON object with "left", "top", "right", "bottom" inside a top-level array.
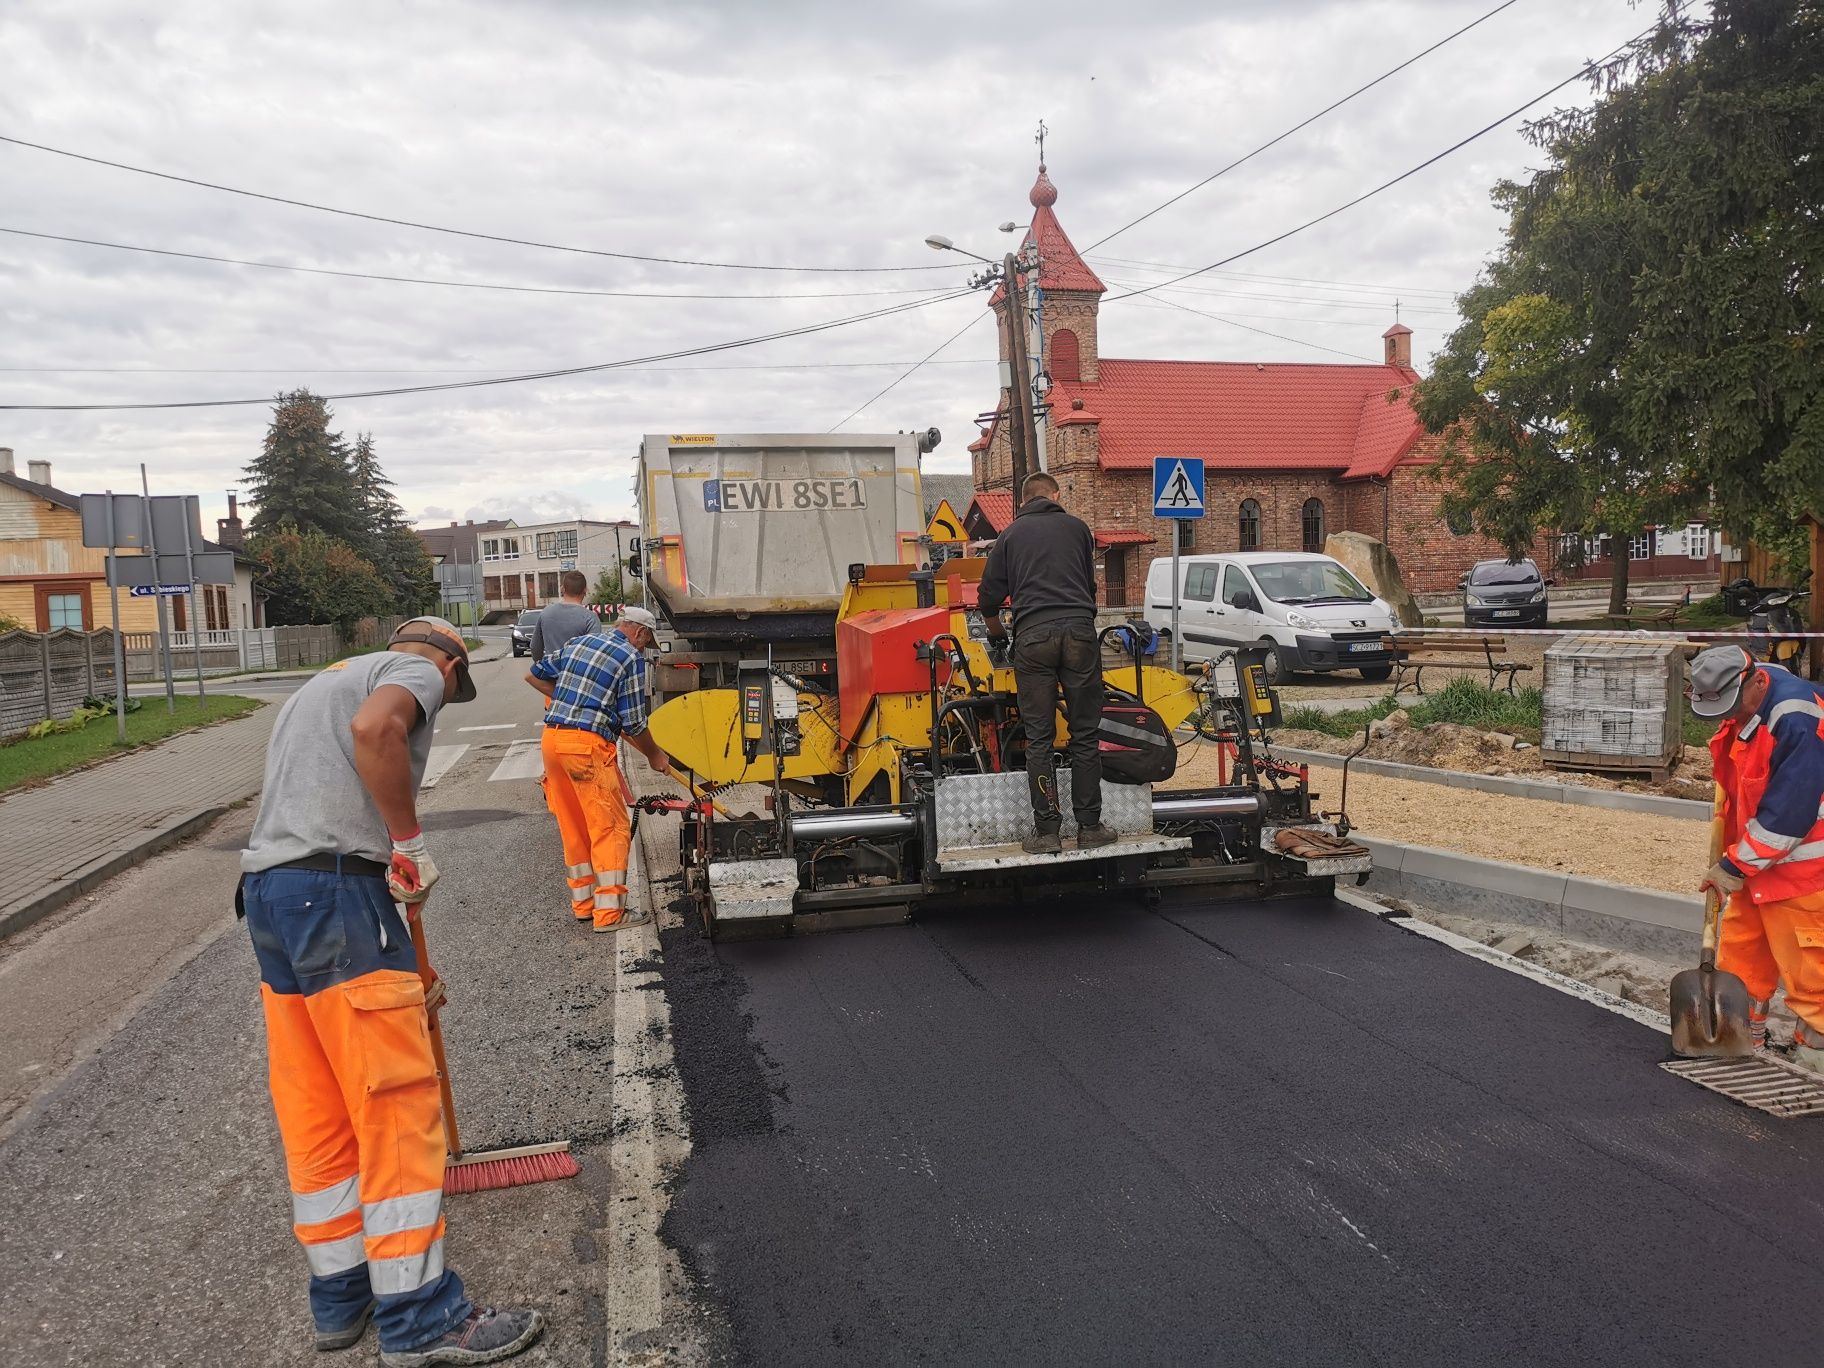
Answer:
[{"left": 1324, "top": 530, "right": 1424, "bottom": 628}]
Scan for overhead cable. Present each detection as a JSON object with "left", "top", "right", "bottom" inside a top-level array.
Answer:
[
  {"left": 1083, "top": 0, "right": 1527, "bottom": 252},
  {"left": 0, "top": 132, "right": 967, "bottom": 274},
  {"left": 828, "top": 310, "right": 988, "bottom": 432}
]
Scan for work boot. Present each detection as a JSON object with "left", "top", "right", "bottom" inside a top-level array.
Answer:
[
  {"left": 594, "top": 908, "right": 654, "bottom": 934},
  {"left": 1022, "top": 828, "right": 1062, "bottom": 856},
  {"left": 379, "top": 1307, "right": 545, "bottom": 1366},
  {"left": 1075, "top": 824, "right": 1119, "bottom": 850},
  {"left": 315, "top": 1301, "right": 376, "bottom": 1353}
]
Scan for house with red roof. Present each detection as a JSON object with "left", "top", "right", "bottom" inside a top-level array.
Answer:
[{"left": 961, "top": 163, "right": 1537, "bottom": 603}]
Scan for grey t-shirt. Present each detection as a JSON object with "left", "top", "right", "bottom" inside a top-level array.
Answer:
[
  {"left": 531, "top": 601, "right": 601, "bottom": 661},
  {"left": 241, "top": 651, "right": 448, "bottom": 872}
]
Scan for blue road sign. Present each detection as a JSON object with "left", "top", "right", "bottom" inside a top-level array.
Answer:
[
  {"left": 129, "top": 584, "right": 190, "bottom": 597},
  {"left": 1153, "top": 457, "right": 1205, "bottom": 519}
]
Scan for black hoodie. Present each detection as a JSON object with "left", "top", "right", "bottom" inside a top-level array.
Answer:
[{"left": 977, "top": 497, "right": 1098, "bottom": 632}]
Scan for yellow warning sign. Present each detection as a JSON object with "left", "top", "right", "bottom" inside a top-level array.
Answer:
[
  {"left": 669, "top": 434, "right": 717, "bottom": 445},
  {"left": 925, "top": 499, "right": 964, "bottom": 543}
]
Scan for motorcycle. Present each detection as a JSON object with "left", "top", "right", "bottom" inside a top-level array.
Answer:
[{"left": 1748, "top": 587, "right": 1812, "bottom": 677}]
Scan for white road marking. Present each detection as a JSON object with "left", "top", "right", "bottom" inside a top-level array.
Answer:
[
  {"left": 458, "top": 723, "right": 517, "bottom": 732},
  {"left": 487, "top": 739, "right": 544, "bottom": 782},
  {"left": 419, "top": 744, "right": 468, "bottom": 790}
]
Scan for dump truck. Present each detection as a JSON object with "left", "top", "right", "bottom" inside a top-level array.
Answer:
[{"left": 632, "top": 431, "right": 938, "bottom": 703}]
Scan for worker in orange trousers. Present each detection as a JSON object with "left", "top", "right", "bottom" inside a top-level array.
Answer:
[
  {"left": 1690, "top": 646, "right": 1824, "bottom": 1071},
  {"left": 527, "top": 606, "right": 673, "bottom": 931},
  {"left": 240, "top": 619, "right": 544, "bottom": 1365}
]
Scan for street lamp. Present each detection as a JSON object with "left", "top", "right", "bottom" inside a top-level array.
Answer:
[{"left": 924, "top": 234, "right": 998, "bottom": 267}]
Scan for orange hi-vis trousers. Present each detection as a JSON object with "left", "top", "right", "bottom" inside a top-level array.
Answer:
[
  {"left": 1717, "top": 887, "right": 1824, "bottom": 1047},
  {"left": 242, "top": 863, "right": 470, "bottom": 1353},
  {"left": 542, "top": 725, "right": 634, "bottom": 928}
]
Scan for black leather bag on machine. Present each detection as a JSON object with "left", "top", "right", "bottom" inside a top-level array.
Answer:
[{"left": 1097, "top": 700, "right": 1176, "bottom": 784}]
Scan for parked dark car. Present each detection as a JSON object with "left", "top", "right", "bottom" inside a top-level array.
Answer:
[
  {"left": 1460, "top": 559, "right": 1549, "bottom": 628},
  {"left": 510, "top": 608, "right": 542, "bottom": 657}
]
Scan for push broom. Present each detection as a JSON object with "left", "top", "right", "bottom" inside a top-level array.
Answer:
[{"left": 406, "top": 900, "right": 582, "bottom": 1195}]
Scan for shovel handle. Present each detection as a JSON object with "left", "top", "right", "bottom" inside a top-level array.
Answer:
[
  {"left": 404, "top": 900, "right": 464, "bottom": 1160},
  {"left": 1701, "top": 781, "right": 1727, "bottom": 971}
]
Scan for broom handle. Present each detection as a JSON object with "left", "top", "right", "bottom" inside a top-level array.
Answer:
[
  {"left": 1701, "top": 781, "right": 1726, "bottom": 971},
  {"left": 406, "top": 903, "right": 465, "bottom": 1160}
]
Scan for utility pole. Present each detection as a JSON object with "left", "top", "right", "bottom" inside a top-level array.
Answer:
[{"left": 1004, "top": 250, "right": 1040, "bottom": 499}]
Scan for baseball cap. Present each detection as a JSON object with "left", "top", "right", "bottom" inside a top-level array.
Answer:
[
  {"left": 1686, "top": 644, "right": 1754, "bottom": 719},
  {"left": 617, "top": 606, "right": 659, "bottom": 633},
  {"left": 390, "top": 615, "right": 477, "bottom": 703}
]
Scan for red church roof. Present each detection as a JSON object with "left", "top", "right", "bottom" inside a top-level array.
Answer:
[
  {"left": 1053, "top": 358, "right": 1424, "bottom": 478},
  {"left": 969, "top": 490, "right": 1015, "bottom": 533},
  {"left": 991, "top": 164, "right": 1105, "bottom": 305}
]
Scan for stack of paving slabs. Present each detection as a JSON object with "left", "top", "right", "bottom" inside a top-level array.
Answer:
[{"left": 1540, "top": 634, "right": 1683, "bottom": 781}]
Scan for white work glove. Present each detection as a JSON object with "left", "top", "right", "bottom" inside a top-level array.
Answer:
[
  {"left": 387, "top": 828, "right": 439, "bottom": 905},
  {"left": 1700, "top": 860, "right": 1744, "bottom": 899}
]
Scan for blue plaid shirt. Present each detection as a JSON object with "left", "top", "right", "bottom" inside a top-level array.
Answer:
[{"left": 531, "top": 629, "right": 650, "bottom": 740}]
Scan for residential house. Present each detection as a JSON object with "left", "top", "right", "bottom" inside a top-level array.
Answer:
[{"left": 474, "top": 517, "right": 638, "bottom": 619}]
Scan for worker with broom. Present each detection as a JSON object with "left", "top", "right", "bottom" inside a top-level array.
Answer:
[
  {"left": 240, "top": 617, "right": 544, "bottom": 1365},
  {"left": 526, "top": 604, "right": 673, "bottom": 931},
  {"left": 1690, "top": 644, "right": 1824, "bottom": 1072}
]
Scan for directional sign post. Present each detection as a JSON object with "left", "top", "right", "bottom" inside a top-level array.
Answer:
[{"left": 1154, "top": 457, "right": 1206, "bottom": 673}]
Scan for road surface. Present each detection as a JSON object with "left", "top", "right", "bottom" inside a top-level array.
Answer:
[{"left": 2, "top": 645, "right": 1821, "bottom": 1366}]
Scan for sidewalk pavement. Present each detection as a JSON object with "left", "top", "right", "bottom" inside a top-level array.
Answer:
[{"left": 0, "top": 704, "right": 279, "bottom": 940}]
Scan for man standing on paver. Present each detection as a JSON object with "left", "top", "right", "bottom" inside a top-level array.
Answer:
[
  {"left": 1691, "top": 645, "right": 1824, "bottom": 1071},
  {"left": 240, "top": 617, "right": 544, "bottom": 1366},
  {"left": 529, "top": 569, "right": 600, "bottom": 662},
  {"left": 978, "top": 472, "right": 1115, "bottom": 855},
  {"left": 527, "top": 605, "right": 673, "bottom": 931}
]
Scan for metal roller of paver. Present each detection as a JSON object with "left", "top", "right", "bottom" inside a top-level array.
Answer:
[{"left": 645, "top": 556, "right": 1371, "bottom": 938}]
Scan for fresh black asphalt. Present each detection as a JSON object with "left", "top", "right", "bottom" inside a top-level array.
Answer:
[{"left": 660, "top": 894, "right": 1824, "bottom": 1367}]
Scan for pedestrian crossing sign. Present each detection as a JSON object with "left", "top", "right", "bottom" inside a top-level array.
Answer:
[{"left": 1153, "top": 457, "right": 1205, "bottom": 518}]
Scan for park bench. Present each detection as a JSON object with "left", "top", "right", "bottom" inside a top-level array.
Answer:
[
  {"left": 1603, "top": 603, "right": 1684, "bottom": 630},
  {"left": 1382, "top": 633, "right": 1533, "bottom": 696}
]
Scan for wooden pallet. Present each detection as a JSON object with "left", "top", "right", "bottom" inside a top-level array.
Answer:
[{"left": 1539, "top": 747, "right": 1674, "bottom": 783}]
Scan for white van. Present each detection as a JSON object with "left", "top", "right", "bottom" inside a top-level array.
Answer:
[{"left": 1143, "top": 551, "right": 1397, "bottom": 682}]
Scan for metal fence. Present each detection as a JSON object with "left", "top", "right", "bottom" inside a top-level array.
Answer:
[
  {"left": 123, "top": 616, "right": 406, "bottom": 681},
  {"left": 0, "top": 629, "right": 121, "bottom": 740}
]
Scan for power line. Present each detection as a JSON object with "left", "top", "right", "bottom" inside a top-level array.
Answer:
[
  {"left": 0, "top": 288, "right": 978, "bottom": 411},
  {"left": 1128, "top": 294, "right": 1378, "bottom": 362},
  {"left": 0, "top": 358, "right": 1006, "bottom": 375},
  {"left": 0, "top": 132, "right": 968, "bottom": 275},
  {"left": 0, "top": 226, "right": 961, "bottom": 300},
  {"left": 1105, "top": 25, "right": 1654, "bottom": 306},
  {"left": 1083, "top": 0, "right": 1526, "bottom": 253},
  {"left": 1098, "top": 273, "right": 1455, "bottom": 316},
  {"left": 1086, "top": 253, "right": 1457, "bottom": 298},
  {"left": 829, "top": 310, "right": 988, "bottom": 432}
]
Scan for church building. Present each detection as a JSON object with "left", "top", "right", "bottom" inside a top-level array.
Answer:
[{"left": 962, "top": 163, "right": 1524, "bottom": 602}]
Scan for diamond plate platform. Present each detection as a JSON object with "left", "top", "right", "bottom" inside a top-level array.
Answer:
[
  {"left": 936, "top": 833, "right": 1190, "bottom": 874},
  {"left": 1259, "top": 825, "right": 1373, "bottom": 877},
  {"left": 708, "top": 857, "right": 798, "bottom": 922},
  {"left": 934, "top": 770, "right": 1152, "bottom": 850}
]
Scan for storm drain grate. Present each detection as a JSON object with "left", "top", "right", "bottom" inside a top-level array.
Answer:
[{"left": 1661, "top": 1056, "right": 1824, "bottom": 1118}]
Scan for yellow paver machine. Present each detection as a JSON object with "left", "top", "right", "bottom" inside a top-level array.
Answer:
[{"left": 645, "top": 558, "right": 1371, "bottom": 936}]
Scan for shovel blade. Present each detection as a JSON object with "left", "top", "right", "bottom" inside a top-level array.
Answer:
[{"left": 1669, "top": 965, "right": 1756, "bottom": 1058}]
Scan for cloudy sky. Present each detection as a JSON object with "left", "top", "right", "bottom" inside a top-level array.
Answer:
[{"left": 0, "top": 0, "right": 1654, "bottom": 534}]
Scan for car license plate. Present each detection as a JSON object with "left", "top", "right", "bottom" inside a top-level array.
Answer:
[
  {"left": 1493, "top": 609, "right": 1520, "bottom": 618},
  {"left": 1348, "top": 641, "right": 1379, "bottom": 653}
]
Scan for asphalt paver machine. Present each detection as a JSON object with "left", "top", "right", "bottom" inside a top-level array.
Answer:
[{"left": 644, "top": 557, "right": 1370, "bottom": 936}]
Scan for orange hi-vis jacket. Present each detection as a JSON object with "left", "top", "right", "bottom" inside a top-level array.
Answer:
[{"left": 1713, "top": 667, "right": 1824, "bottom": 904}]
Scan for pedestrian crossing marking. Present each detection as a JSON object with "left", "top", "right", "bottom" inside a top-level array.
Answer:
[
  {"left": 488, "top": 739, "right": 544, "bottom": 783},
  {"left": 458, "top": 723, "right": 517, "bottom": 732},
  {"left": 421, "top": 744, "right": 469, "bottom": 790}
]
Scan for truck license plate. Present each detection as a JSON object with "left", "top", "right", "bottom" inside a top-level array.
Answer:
[{"left": 705, "top": 478, "right": 867, "bottom": 513}]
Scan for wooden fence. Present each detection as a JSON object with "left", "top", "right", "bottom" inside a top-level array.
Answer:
[{"left": 0, "top": 629, "right": 121, "bottom": 740}]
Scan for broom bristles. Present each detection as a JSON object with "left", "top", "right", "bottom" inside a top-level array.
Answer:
[{"left": 444, "top": 1147, "right": 581, "bottom": 1195}]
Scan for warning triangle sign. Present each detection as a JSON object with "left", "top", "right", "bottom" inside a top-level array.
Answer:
[
  {"left": 925, "top": 498, "right": 964, "bottom": 543},
  {"left": 1155, "top": 459, "right": 1204, "bottom": 511}
]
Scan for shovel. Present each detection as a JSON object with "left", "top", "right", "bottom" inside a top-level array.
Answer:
[{"left": 1669, "top": 785, "right": 1755, "bottom": 1058}]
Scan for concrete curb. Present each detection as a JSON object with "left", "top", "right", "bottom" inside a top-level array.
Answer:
[
  {"left": 1275, "top": 745, "right": 1711, "bottom": 821},
  {"left": 0, "top": 804, "right": 231, "bottom": 942},
  {"left": 1359, "top": 834, "right": 1703, "bottom": 959}
]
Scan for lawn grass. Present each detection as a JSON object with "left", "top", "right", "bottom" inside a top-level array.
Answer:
[
  {"left": 1554, "top": 591, "right": 1747, "bottom": 634},
  {"left": 0, "top": 694, "right": 263, "bottom": 794}
]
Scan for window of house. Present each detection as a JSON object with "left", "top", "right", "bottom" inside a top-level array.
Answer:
[
  {"left": 1050, "top": 328, "right": 1081, "bottom": 383},
  {"left": 1687, "top": 524, "right": 1711, "bottom": 559},
  {"left": 505, "top": 576, "right": 522, "bottom": 599},
  {"left": 537, "top": 529, "right": 579, "bottom": 559},
  {"left": 1175, "top": 521, "right": 1195, "bottom": 553},
  {"left": 540, "top": 572, "right": 560, "bottom": 598},
  {"left": 1446, "top": 508, "right": 1473, "bottom": 536},
  {"left": 1629, "top": 532, "right": 1652, "bottom": 561},
  {"left": 1238, "top": 499, "right": 1261, "bottom": 551},
  {"left": 1302, "top": 498, "right": 1325, "bottom": 553},
  {"left": 482, "top": 537, "right": 520, "bottom": 562},
  {"left": 1183, "top": 565, "right": 1218, "bottom": 601},
  {"left": 45, "top": 593, "right": 83, "bottom": 630},
  {"left": 483, "top": 575, "right": 502, "bottom": 599}
]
